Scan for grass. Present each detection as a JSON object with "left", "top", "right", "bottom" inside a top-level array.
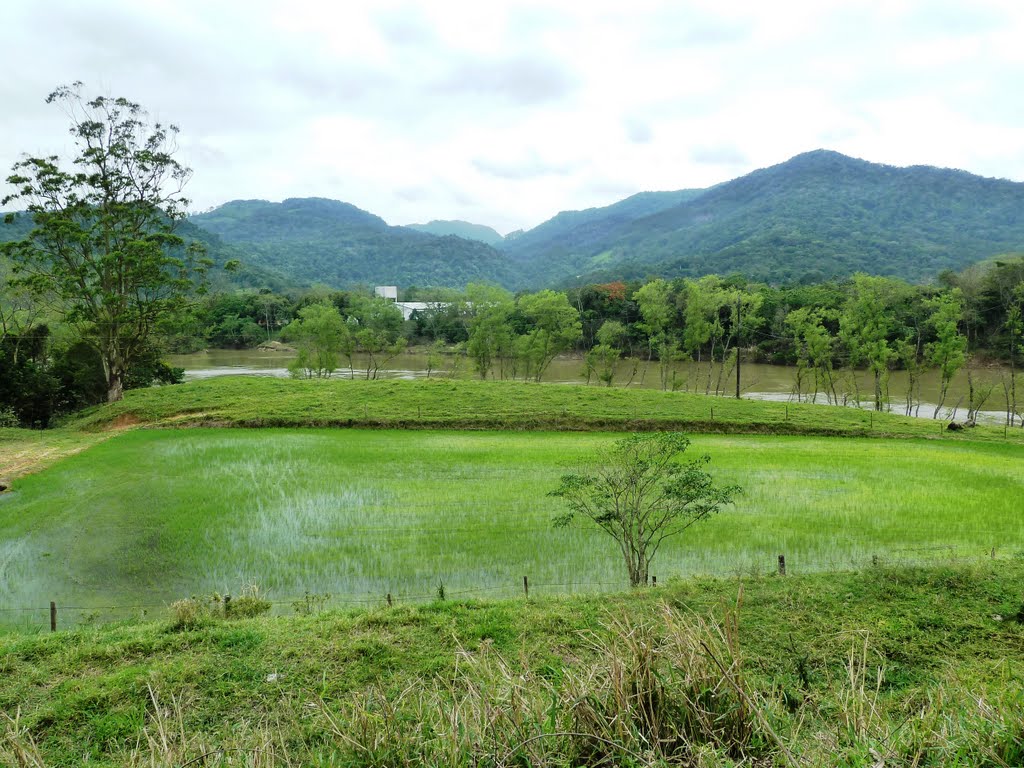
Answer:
[
  {"left": 66, "top": 376, "right": 1024, "bottom": 443},
  {"left": 0, "top": 427, "right": 114, "bottom": 484},
  {"left": 1, "top": 428, "right": 1021, "bottom": 626},
  {"left": 2, "top": 560, "right": 1023, "bottom": 766}
]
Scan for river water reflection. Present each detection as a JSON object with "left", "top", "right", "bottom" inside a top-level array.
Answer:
[{"left": 166, "top": 348, "right": 1016, "bottom": 425}]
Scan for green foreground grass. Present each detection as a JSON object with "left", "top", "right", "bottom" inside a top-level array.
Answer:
[
  {"left": 2, "top": 561, "right": 1023, "bottom": 767},
  {"left": 67, "top": 376, "right": 1024, "bottom": 443},
  {"left": 1, "top": 429, "right": 1022, "bottom": 623}
]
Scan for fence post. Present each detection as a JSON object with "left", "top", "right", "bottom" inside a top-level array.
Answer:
[
  {"left": 223, "top": 594, "right": 231, "bottom": 616},
  {"left": 523, "top": 576, "right": 529, "bottom": 599},
  {"left": 710, "top": 407, "right": 714, "bottom": 422},
  {"left": 652, "top": 575, "right": 657, "bottom": 586},
  {"left": 386, "top": 593, "right": 393, "bottom": 607},
  {"left": 50, "top": 601, "right": 56, "bottom": 632},
  {"left": 991, "top": 547, "right": 996, "bottom": 560},
  {"left": 777, "top": 554, "right": 786, "bottom": 576}
]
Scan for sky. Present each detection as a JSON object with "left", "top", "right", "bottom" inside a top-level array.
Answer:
[{"left": 2, "top": 0, "right": 1023, "bottom": 234}]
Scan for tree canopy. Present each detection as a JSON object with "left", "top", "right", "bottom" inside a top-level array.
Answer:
[{"left": 2, "top": 83, "right": 208, "bottom": 402}]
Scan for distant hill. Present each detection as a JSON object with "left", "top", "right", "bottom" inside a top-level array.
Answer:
[
  {"left": 191, "top": 198, "right": 515, "bottom": 289},
  {"left": 500, "top": 189, "right": 705, "bottom": 285},
  {"left": 2, "top": 209, "right": 297, "bottom": 292},
  {"left": 508, "top": 151, "right": 1024, "bottom": 286},
  {"left": 11, "top": 151, "right": 1024, "bottom": 291},
  {"left": 406, "top": 220, "right": 504, "bottom": 246}
]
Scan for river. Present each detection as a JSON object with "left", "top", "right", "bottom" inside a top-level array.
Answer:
[{"left": 165, "top": 348, "right": 1019, "bottom": 425}]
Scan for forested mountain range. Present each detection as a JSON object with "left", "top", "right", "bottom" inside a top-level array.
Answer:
[
  {"left": 406, "top": 219, "right": 504, "bottom": 246},
  {"left": 190, "top": 198, "right": 517, "bottom": 288},
  {"left": 503, "top": 150, "right": 1024, "bottom": 287},
  {"left": 6, "top": 151, "right": 1024, "bottom": 290}
]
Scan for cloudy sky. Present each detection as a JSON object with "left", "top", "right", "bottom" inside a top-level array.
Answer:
[{"left": 3, "top": 0, "right": 1023, "bottom": 233}]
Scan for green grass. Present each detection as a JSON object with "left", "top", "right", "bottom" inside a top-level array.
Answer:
[
  {"left": 2, "top": 561, "right": 1023, "bottom": 766},
  {"left": 2, "top": 428, "right": 1021, "bottom": 626},
  {"left": 67, "top": 376, "right": 1024, "bottom": 443}
]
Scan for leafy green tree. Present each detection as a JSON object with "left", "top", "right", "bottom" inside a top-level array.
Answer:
[
  {"left": 283, "top": 302, "right": 348, "bottom": 378},
  {"left": 348, "top": 294, "right": 407, "bottom": 379},
  {"left": 585, "top": 320, "right": 626, "bottom": 386},
  {"left": 1, "top": 83, "right": 208, "bottom": 402},
  {"left": 1004, "top": 286, "right": 1023, "bottom": 426},
  {"left": 516, "top": 290, "right": 582, "bottom": 382},
  {"left": 550, "top": 433, "right": 740, "bottom": 587},
  {"left": 635, "top": 278, "right": 680, "bottom": 390},
  {"left": 464, "top": 284, "right": 514, "bottom": 379},
  {"left": 840, "top": 275, "right": 899, "bottom": 411},
  {"left": 924, "top": 290, "right": 967, "bottom": 418}
]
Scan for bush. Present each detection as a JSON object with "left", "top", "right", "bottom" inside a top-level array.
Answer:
[{"left": 167, "top": 598, "right": 211, "bottom": 631}]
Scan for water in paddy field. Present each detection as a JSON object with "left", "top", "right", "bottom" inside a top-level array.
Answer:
[{"left": 165, "top": 348, "right": 1018, "bottom": 426}]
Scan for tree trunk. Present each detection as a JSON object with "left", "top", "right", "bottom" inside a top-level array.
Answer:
[{"left": 107, "top": 370, "right": 124, "bottom": 402}]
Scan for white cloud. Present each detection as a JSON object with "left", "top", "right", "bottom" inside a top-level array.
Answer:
[{"left": 2, "top": 0, "right": 1023, "bottom": 234}]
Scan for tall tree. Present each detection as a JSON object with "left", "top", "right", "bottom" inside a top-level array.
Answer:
[
  {"left": 924, "top": 290, "right": 968, "bottom": 419},
  {"left": 282, "top": 302, "right": 349, "bottom": 379},
  {"left": 516, "top": 290, "right": 582, "bottom": 382},
  {"left": 2, "top": 83, "right": 208, "bottom": 402},
  {"left": 840, "top": 275, "right": 899, "bottom": 411},
  {"left": 464, "top": 284, "right": 514, "bottom": 379}
]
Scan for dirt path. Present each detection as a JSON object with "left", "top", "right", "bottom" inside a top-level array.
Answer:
[{"left": 0, "top": 430, "right": 120, "bottom": 486}]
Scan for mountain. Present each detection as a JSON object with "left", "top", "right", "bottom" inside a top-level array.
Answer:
[
  {"left": 190, "top": 198, "right": 516, "bottom": 289},
  {"left": 500, "top": 189, "right": 705, "bottom": 284},
  {"left": 508, "top": 151, "right": 1024, "bottom": 286},
  {"left": 406, "top": 220, "right": 504, "bottom": 246}
]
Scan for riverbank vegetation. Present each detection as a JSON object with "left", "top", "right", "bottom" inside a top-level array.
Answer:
[{"left": 4, "top": 250, "right": 1023, "bottom": 427}]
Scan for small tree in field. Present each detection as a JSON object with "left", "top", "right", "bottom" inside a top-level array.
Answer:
[{"left": 550, "top": 433, "right": 740, "bottom": 587}]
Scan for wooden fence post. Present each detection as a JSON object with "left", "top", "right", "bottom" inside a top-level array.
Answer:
[
  {"left": 523, "top": 576, "right": 529, "bottom": 599},
  {"left": 50, "top": 601, "right": 56, "bottom": 632},
  {"left": 652, "top": 575, "right": 657, "bottom": 586},
  {"left": 777, "top": 554, "right": 786, "bottom": 576},
  {"left": 386, "top": 593, "right": 393, "bottom": 607}
]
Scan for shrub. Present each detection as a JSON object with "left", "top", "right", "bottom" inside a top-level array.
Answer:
[{"left": 167, "top": 598, "right": 210, "bottom": 631}]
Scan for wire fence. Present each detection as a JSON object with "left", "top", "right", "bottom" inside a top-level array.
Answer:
[{"left": 1, "top": 544, "right": 1017, "bottom": 633}]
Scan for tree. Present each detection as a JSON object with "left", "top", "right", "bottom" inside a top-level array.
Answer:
[
  {"left": 550, "top": 433, "right": 740, "bottom": 587},
  {"left": 924, "top": 289, "right": 967, "bottom": 419},
  {"left": 464, "top": 284, "right": 514, "bottom": 379},
  {"left": 348, "top": 294, "right": 406, "bottom": 379},
  {"left": 516, "top": 289, "right": 582, "bottom": 382},
  {"left": 840, "top": 275, "right": 899, "bottom": 411},
  {"left": 635, "top": 278, "right": 679, "bottom": 390},
  {"left": 282, "top": 302, "right": 348, "bottom": 379},
  {"left": 2, "top": 83, "right": 208, "bottom": 402},
  {"left": 584, "top": 319, "right": 626, "bottom": 386}
]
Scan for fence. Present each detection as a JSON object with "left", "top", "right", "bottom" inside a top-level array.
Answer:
[{"left": 0, "top": 545, "right": 1014, "bottom": 633}]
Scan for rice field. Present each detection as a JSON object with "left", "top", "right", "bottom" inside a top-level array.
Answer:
[{"left": 1, "top": 428, "right": 1022, "bottom": 626}]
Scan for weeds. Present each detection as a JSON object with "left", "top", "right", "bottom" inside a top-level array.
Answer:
[{"left": 168, "top": 584, "right": 271, "bottom": 630}]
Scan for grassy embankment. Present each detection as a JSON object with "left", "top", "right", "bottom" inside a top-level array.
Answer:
[
  {"left": 66, "top": 376, "right": 1024, "bottom": 442},
  {"left": 1, "top": 428, "right": 1022, "bottom": 622},
  {"left": 2, "top": 561, "right": 1023, "bottom": 767}
]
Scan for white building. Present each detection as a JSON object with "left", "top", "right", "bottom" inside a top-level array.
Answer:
[{"left": 374, "top": 286, "right": 448, "bottom": 321}]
